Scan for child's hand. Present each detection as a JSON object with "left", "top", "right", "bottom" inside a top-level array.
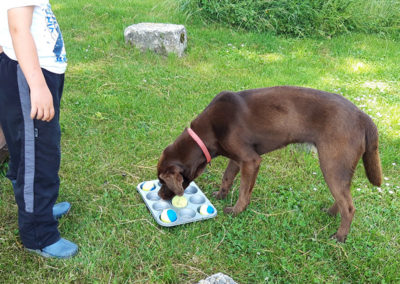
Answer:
[
  {"left": 30, "top": 85, "right": 55, "bottom": 122},
  {"left": 8, "top": 6, "right": 56, "bottom": 122}
]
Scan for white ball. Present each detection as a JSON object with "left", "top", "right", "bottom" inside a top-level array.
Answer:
[
  {"left": 199, "top": 204, "right": 215, "bottom": 215},
  {"left": 141, "top": 181, "right": 155, "bottom": 191},
  {"left": 160, "top": 209, "right": 177, "bottom": 223}
]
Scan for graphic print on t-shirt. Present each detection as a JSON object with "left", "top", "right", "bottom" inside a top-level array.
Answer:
[{"left": 44, "top": 4, "right": 67, "bottom": 63}]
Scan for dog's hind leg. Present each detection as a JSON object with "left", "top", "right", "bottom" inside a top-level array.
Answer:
[
  {"left": 224, "top": 153, "right": 262, "bottom": 215},
  {"left": 328, "top": 185, "right": 355, "bottom": 243},
  {"left": 318, "top": 146, "right": 361, "bottom": 242},
  {"left": 213, "top": 159, "right": 240, "bottom": 200}
]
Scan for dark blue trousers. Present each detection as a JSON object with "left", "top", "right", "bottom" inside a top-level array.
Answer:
[{"left": 0, "top": 52, "right": 63, "bottom": 249}]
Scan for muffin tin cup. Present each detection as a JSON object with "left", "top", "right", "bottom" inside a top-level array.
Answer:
[{"left": 136, "top": 180, "right": 217, "bottom": 227}]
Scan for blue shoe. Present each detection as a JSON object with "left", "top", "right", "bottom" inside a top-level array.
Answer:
[
  {"left": 53, "top": 201, "right": 71, "bottom": 219},
  {"left": 26, "top": 238, "right": 78, "bottom": 259},
  {"left": 11, "top": 180, "right": 70, "bottom": 220}
]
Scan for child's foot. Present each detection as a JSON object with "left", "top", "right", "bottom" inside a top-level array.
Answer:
[
  {"left": 26, "top": 238, "right": 78, "bottom": 259},
  {"left": 53, "top": 201, "right": 71, "bottom": 219},
  {"left": 11, "top": 181, "right": 71, "bottom": 220}
]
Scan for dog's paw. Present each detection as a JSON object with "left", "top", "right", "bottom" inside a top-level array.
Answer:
[
  {"left": 212, "top": 190, "right": 227, "bottom": 200},
  {"left": 321, "top": 207, "right": 337, "bottom": 217},
  {"left": 330, "top": 232, "right": 347, "bottom": 243},
  {"left": 223, "top": 207, "right": 234, "bottom": 214},
  {"left": 223, "top": 206, "right": 238, "bottom": 215}
]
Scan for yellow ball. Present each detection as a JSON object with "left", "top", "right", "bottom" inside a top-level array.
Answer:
[
  {"left": 172, "top": 195, "right": 188, "bottom": 208},
  {"left": 142, "top": 181, "right": 155, "bottom": 191}
]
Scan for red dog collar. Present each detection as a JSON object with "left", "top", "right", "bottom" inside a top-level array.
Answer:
[{"left": 187, "top": 128, "right": 212, "bottom": 163}]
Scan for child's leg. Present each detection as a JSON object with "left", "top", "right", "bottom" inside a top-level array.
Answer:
[{"left": 0, "top": 53, "right": 63, "bottom": 249}]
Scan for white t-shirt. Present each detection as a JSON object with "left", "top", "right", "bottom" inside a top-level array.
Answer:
[{"left": 0, "top": 0, "right": 67, "bottom": 74}]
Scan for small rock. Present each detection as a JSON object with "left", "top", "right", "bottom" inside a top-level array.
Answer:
[{"left": 198, "top": 273, "right": 237, "bottom": 284}]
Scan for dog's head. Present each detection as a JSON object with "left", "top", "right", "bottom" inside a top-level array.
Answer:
[{"left": 157, "top": 133, "right": 208, "bottom": 200}]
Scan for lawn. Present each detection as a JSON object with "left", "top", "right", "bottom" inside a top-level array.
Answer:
[{"left": 0, "top": 0, "right": 399, "bottom": 282}]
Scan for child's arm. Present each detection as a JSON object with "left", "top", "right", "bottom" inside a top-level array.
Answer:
[
  {"left": 0, "top": 46, "right": 3, "bottom": 53},
  {"left": 8, "top": 6, "right": 55, "bottom": 122}
]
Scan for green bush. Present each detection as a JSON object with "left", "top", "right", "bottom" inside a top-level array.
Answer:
[
  {"left": 178, "top": 0, "right": 400, "bottom": 38},
  {"left": 349, "top": 0, "right": 400, "bottom": 35}
]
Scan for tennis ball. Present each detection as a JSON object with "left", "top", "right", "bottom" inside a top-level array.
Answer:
[
  {"left": 141, "top": 181, "right": 155, "bottom": 191},
  {"left": 199, "top": 204, "right": 215, "bottom": 215},
  {"left": 160, "top": 209, "right": 177, "bottom": 223},
  {"left": 172, "top": 195, "right": 188, "bottom": 208}
]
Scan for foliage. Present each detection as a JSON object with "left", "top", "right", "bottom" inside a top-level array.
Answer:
[{"left": 179, "top": 0, "right": 400, "bottom": 38}]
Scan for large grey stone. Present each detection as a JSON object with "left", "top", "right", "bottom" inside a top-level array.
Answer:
[{"left": 124, "top": 23, "right": 187, "bottom": 57}]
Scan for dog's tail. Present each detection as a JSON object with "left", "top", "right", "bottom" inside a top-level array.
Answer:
[{"left": 362, "top": 117, "right": 382, "bottom": 186}]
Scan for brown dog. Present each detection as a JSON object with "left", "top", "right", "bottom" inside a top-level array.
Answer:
[{"left": 157, "top": 86, "right": 382, "bottom": 242}]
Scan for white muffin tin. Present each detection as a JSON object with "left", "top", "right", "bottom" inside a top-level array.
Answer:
[{"left": 136, "top": 180, "right": 218, "bottom": 227}]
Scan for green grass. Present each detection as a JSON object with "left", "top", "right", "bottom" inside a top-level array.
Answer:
[{"left": 1, "top": 0, "right": 400, "bottom": 282}]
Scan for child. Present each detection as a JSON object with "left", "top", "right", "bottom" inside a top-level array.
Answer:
[{"left": 0, "top": 1, "right": 77, "bottom": 258}]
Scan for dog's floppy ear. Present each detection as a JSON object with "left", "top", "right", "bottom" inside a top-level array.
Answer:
[{"left": 159, "top": 165, "right": 184, "bottom": 196}]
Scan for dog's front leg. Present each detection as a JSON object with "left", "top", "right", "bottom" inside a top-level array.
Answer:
[
  {"left": 224, "top": 155, "right": 262, "bottom": 215},
  {"left": 213, "top": 159, "right": 240, "bottom": 200}
]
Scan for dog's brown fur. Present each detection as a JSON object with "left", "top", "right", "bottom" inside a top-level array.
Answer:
[{"left": 157, "top": 86, "right": 382, "bottom": 242}]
